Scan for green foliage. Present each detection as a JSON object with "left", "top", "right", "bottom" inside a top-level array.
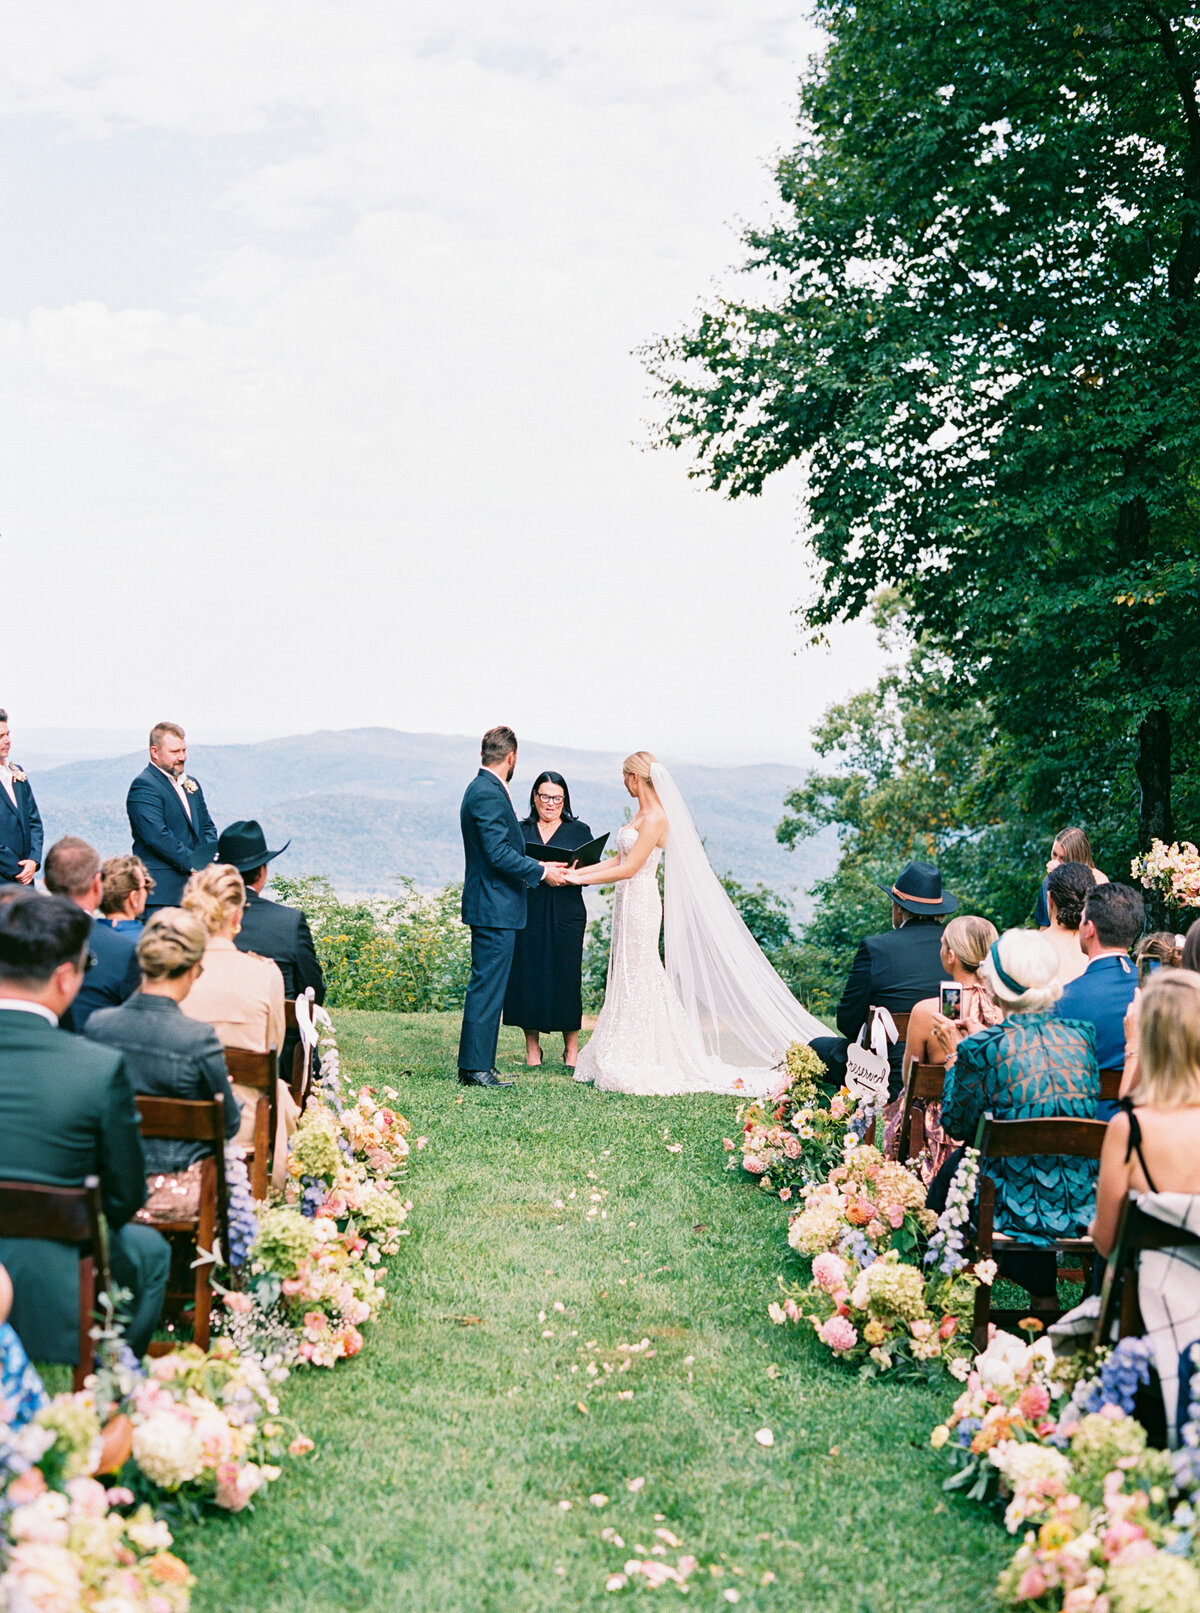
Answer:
[
  {"left": 270, "top": 874, "right": 471, "bottom": 1012},
  {"left": 646, "top": 0, "right": 1200, "bottom": 867}
]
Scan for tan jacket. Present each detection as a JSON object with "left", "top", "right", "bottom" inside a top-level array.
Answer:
[
  {"left": 182, "top": 935, "right": 285, "bottom": 1055},
  {"left": 181, "top": 935, "right": 294, "bottom": 1182}
]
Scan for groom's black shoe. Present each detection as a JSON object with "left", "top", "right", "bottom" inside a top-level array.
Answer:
[{"left": 458, "top": 1068, "right": 515, "bottom": 1087}]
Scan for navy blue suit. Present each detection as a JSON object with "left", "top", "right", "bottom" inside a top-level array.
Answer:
[
  {"left": 68, "top": 916, "right": 143, "bottom": 1035},
  {"left": 0, "top": 771, "right": 44, "bottom": 884},
  {"left": 126, "top": 764, "right": 218, "bottom": 910},
  {"left": 1053, "top": 951, "right": 1137, "bottom": 1119},
  {"left": 457, "top": 769, "right": 546, "bottom": 1073}
]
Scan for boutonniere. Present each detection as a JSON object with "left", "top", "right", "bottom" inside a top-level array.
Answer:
[
  {"left": 180, "top": 774, "right": 199, "bottom": 794},
  {"left": 9, "top": 765, "right": 26, "bottom": 783}
]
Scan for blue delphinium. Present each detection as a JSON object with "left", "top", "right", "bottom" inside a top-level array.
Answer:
[
  {"left": 225, "top": 1145, "right": 260, "bottom": 1267},
  {"left": 1077, "top": 1335, "right": 1154, "bottom": 1416}
]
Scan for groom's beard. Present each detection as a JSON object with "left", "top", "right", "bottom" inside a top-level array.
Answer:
[{"left": 506, "top": 761, "right": 516, "bottom": 782}]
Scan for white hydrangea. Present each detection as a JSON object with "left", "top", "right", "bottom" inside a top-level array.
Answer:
[{"left": 131, "top": 1411, "right": 205, "bottom": 1490}]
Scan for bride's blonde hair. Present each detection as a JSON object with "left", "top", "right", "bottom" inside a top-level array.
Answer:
[{"left": 622, "top": 751, "right": 657, "bottom": 782}]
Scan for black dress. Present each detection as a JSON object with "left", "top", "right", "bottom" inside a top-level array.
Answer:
[{"left": 503, "top": 816, "right": 593, "bottom": 1034}]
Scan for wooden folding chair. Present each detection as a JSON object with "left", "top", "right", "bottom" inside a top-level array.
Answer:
[
  {"left": 890, "top": 1061, "right": 945, "bottom": 1161},
  {"left": 1093, "top": 1192, "right": 1200, "bottom": 1347},
  {"left": 971, "top": 1112, "right": 1108, "bottom": 1350},
  {"left": 136, "top": 1095, "right": 229, "bottom": 1352},
  {"left": 1098, "top": 1068, "right": 1123, "bottom": 1105},
  {"left": 223, "top": 1047, "right": 278, "bottom": 1200},
  {"left": 0, "top": 1175, "right": 107, "bottom": 1389}
]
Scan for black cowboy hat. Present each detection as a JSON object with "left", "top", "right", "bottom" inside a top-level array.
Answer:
[
  {"left": 876, "top": 860, "right": 958, "bottom": 917},
  {"left": 217, "top": 819, "right": 290, "bottom": 873}
]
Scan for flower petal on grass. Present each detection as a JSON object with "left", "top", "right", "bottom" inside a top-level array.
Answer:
[{"left": 755, "top": 1428, "right": 775, "bottom": 1447}]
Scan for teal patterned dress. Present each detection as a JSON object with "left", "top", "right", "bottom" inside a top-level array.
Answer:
[{"left": 941, "top": 1012, "right": 1100, "bottom": 1244}]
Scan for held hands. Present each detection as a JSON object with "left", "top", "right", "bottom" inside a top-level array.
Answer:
[
  {"left": 541, "top": 861, "right": 571, "bottom": 887},
  {"left": 562, "top": 867, "right": 587, "bottom": 885}
]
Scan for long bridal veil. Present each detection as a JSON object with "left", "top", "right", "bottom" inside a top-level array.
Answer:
[{"left": 651, "top": 761, "right": 827, "bottom": 1070}]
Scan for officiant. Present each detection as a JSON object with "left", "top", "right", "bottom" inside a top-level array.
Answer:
[{"left": 503, "top": 771, "right": 593, "bottom": 1070}]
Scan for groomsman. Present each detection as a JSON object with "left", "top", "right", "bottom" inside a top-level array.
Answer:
[
  {"left": 126, "top": 722, "right": 218, "bottom": 915},
  {"left": 0, "top": 709, "right": 43, "bottom": 888}
]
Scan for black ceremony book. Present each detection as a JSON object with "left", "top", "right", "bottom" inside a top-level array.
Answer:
[{"left": 525, "top": 833, "right": 610, "bottom": 867}]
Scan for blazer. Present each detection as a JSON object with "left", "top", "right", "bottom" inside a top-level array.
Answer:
[
  {"left": 460, "top": 770, "right": 545, "bottom": 930},
  {"left": 1053, "top": 952, "right": 1137, "bottom": 1072},
  {"left": 86, "top": 993, "right": 241, "bottom": 1173},
  {"left": 942, "top": 1012, "right": 1100, "bottom": 1243},
  {"left": 180, "top": 936, "right": 285, "bottom": 1058},
  {"left": 0, "top": 1007, "right": 147, "bottom": 1361},
  {"left": 236, "top": 888, "right": 325, "bottom": 1003},
  {"left": 126, "top": 764, "right": 218, "bottom": 907},
  {"left": 836, "top": 920, "right": 948, "bottom": 1076},
  {"left": 68, "top": 915, "right": 142, "bottom": 1035},
  {"left": 0, "top": 771, "right": 44, "bottom": 883}
]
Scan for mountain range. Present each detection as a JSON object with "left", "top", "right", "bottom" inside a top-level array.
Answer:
[{"left": 29, "top": 728, "right": 836, "bottom": 905}]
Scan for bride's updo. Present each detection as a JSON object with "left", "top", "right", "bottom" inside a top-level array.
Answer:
[{"left": 623, "top": 751, "right": 657, "bottom": 782}]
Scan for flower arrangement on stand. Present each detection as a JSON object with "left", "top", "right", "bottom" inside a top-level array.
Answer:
[{"left": 1130, "top": 839, "right": 1200, "bottom": 914}]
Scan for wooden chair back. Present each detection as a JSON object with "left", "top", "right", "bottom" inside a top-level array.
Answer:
[
  {"left": 1094, "top": 1192, "right": 1200, "bottom": 1348},
  {"left": 223, "top": 1047, "right": 277, "bottom": 1200},
  {"left": 136, "top": 1095, "right": 229, "bottom": 1351},
  {"left": 0, "top": 1176, "right": 106, "bottom": 1389},
  {"left": 891, "top": 1062, "right": 945, "bottom": 1161},
  {"left": 1098, "top": 1068, "right": 1123, "bottom": 1104},
  {"left": 970, "top": 1112, "right": 1108, "bottom": 1350}
]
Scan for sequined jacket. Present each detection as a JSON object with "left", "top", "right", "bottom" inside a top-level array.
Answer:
[{"left": 942, "top": 1012, "right": 1100, "bottom": 1244}]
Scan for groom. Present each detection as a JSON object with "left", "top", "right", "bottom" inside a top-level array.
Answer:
[{"left": 458, "top": 725, "right": 568, "bottom": 1087}]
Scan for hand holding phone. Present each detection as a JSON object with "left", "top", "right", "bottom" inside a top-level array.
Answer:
[{"left": 939, "top": 981, "right": 963, "bottom": 1021}]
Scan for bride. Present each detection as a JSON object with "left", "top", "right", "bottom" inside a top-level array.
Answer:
[{"left": 567, "top": 751, "right": 827, "bottom": 1096}]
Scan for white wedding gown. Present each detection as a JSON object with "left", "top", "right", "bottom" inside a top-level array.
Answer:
[{"left": 574, "top": 773, "right": 826, "bottom": 1097}]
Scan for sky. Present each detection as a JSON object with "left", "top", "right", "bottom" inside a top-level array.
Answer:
[{"left": 0, "top": 2, "right": 886, "bottom": 767}]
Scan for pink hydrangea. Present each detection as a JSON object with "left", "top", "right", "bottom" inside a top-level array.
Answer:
[
  {"left": 811, "top": 1252, "right": 848, "bottom": 1293},
  {"left": 1018, "top": 1384, "right": 1051, "bottom": 1421},
  {"left": 819, "top": 1316, "right": 858, "bottom": 1353}
]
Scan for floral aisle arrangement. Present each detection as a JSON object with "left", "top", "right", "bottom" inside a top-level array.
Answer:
[
  {"left": 1130, "top": 838, "right": 1200, "bottom": 913},
  {"left": 769, "top": 1147, "right": 983, "bottom": 1377},
  {"left": 927, "top": 1331, "right": 1200, "bottom": 1609},
  {"left": 726, "top": 1043, "right": 854, "bottom": 1200},
  {"left": 1, "top": 1391, "right": 196, "bottom": 1611}
]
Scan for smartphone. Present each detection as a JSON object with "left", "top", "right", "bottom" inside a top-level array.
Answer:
[
  {"left": 1138, "top": 955, "right": 1164, "bottom": 986},
  {"left": 939, "top": 981, "right": 963, "bottom": 1020}
]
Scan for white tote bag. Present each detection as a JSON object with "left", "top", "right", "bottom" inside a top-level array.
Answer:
[{"left": 844, "top": 1008, "right": 897, "bottom": 1104}]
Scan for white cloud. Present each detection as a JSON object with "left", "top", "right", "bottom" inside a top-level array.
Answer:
[{"left": 0, "top": 2, "right": 882, "bottom": 766}]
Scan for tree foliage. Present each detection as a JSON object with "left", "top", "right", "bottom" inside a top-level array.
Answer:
[{"left": 646, "top": 1, "right": 1200, "bottom": 890}]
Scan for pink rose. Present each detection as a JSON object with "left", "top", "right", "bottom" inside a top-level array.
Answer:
[
  {"left": 1016, "top": 1566, "right": 1048, "bottom": 1601},
  {"left": 778, "top": 1187, "right": 793, "bottom": 1202},
  {"left": 224, "top": 1292, "right": 254, "bottom": 1314},
  {"left": 281, "top": 1277, "right": 308, "bottom": 1297},
  {"left": 819, "top": 1315, "right": 858, "bottom": 1353},
  {"left": 811, "top": 1253, "right": 848, "bottom": 1292},
  {"left": 1017, "top": 1385, "right": 1051, "bottom": 1421},
  {"left": 782, "top": 1134, "right": 802, "bottom": 1159},
  {"left": 886, "top": 1204, "right": 905, "bottom": 1229},
  {"left": 64, "top": 1478, "right": 108, "bottom": 1518},
  {"left": 339, "top": 1325, "right": 365, "bottom": 1358},
  {"left": 742, "top": 1154, "right": 767, "bottom": 1175}
]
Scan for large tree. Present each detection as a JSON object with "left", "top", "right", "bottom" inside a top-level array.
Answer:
[{"left": 646, "top": 2, "right": 1200, "bottom": 902}]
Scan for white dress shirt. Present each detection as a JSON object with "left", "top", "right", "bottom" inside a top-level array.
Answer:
[
  {"left": 0, "top": 998, "right": 59, "bottom": 1026},
  {"left": 0, "top": 764, "right": 18, "bottom": 808},
  {"left": 154, "top": 763, "right": 193, "bottom": 822}
]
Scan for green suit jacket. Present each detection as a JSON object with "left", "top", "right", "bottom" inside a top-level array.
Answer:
[{"left": 0, "top": 1007, "right": 147, "bottom": 1360}]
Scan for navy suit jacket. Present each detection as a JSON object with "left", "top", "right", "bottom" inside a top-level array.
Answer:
[
  {"left": 67, "top": 916, "right": 143, "bottom": 1035},
  {"left": 126, "top": 764, "right": 218, "bottom": 907},
  {"left": 0, "top": 773, "right": 44, "bottom": 882},
  {"left": 1053, "top": 952, "right": 1137, "bottom": 1071},
  {"left": 460, "top": 770, "right": 545, "bottom": 930},
  {"left": 836, "top": 921, "right": 948, "bottom": 1082},
  {"left": 236, "top": 887, "right": 325, "bottom": 1003}
]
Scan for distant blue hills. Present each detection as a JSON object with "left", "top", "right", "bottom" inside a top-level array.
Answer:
[{"left": 29, "top": 728, "right": 836, "bottom": 903}]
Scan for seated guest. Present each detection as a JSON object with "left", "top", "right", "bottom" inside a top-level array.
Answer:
[
  {"left": 1, "top": 1261, "right": 47, "bottom": 1429},
  {"left": 1034, "top": 826, "right": 1109, "bottom": 928},
  {"left": 810, "top": 860, "right": 956, "bottom": 1098},
  {"left": 882, "top": 915, "right": 1001, "bottom": 1180},
  {"left": 217, "top": 820, "right": 325, "bottom": 1081},
  {"left": 0, "top": 894, "right": 169, "bottom": 1359},
  {"left": 936, "top": 929, "right": 1100, "bottom": 1302},
  {"left": 98, "top": 854, "right": 155, "bottom": 938},
  {"left": 43, "top": 837, "right": 141, "bottom": 1033},
  {"left": 0, "top": 709, "right": 43, "bottom": 889},
  {"left": 1043, "top": 862, "right": 1095, "bottom": 987},
  {"left": 85, "top": 909, "right": 241, "bottom": 1223},
  {"left": 179, "top": 864, "right": 296, "bottom": 1187},
  {"left": 1054, "top": 881, "right": 1144, "bottom": 1117},
  {"left": 1136, "top": 930, "right": 1184, "bottom": 971},
  {"left": 1183, "top": 919, "right": 1200, "bottom": 974}
]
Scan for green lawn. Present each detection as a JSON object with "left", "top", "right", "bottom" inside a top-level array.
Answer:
[{"left": 173, "top": 1011, "right": 1011, "bottom": 1613}]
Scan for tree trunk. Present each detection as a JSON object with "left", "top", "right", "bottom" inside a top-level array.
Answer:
[{"left": 1136, "top": 706, "right": 1174, "bottom": 931}]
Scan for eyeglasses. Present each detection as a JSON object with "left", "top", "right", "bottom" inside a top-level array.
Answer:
[{"left": 536, "top": 793, "right": 565, "bottom": 805}]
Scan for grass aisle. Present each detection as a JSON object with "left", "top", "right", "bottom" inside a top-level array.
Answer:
[{"left": 176, "top": 1012, "right": 1011, "bottom": 1612}]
